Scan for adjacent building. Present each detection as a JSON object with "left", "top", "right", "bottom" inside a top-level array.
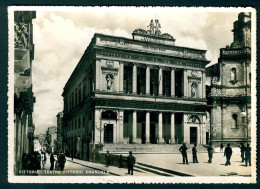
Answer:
[
  {"left": 14, "top": 11, "right": 36, "bottom": 173},
  {"left": 206, "top": 12, "right": 251, "bottom": 146},
  {"left": 56, "top": 112, "right": 64, "bottom": 153},
  {"left": 62, "top": 20, "right": 210, "bottom": 160}
]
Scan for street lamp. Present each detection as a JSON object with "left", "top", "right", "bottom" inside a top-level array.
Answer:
[{"left": 241, "top": 111, "right": 248, "bottom": 142}]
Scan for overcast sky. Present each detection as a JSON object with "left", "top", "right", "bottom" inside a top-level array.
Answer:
[{"left": 31, "top": 7, "right": 239, "bottom": 135}]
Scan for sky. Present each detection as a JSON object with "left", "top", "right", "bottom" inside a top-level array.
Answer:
[{"left": 32, "top": 7, "right": 239, "bottom": 135}]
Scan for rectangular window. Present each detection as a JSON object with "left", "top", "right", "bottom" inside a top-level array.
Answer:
[
  {"left": 150, "top": 69, "right": 159, "bottom": 96},
  {"left": 163, "top": 70, "right": 171, "bottom": 97},
  {"left": 123, "top": 66, "right": 133, "bottom": 93},
  {"left": 137, "top": 67, "right": 146, "bottom": 95},
  {"left": 78, "top": 83, "right": 81, "bottom": 103}
]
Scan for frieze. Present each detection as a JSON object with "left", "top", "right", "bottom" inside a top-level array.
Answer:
[{"left": 96, "top": 49, "right": 206, "bottom": 69}]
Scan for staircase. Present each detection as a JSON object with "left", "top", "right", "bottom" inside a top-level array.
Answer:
[{"left": 102, "top": 144, "right": 207, "bottom": 153}]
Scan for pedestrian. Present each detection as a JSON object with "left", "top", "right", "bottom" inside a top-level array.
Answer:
[
  {"left": 192, "top": 143, "right": 199, "bottom": 163},
  {"left": 50, "top": 153, "right": 55, "bottom": 170},
  {"left": 58, "top": 152, "right": 66, "bottom": 171},
  {"left": 179, "top": 143, "right": 189, "bottom": 164},
  {"left": 224, "top": 143, "right": 232, "bottom": 166},
  {"left": 220, "top": 143, "right": 224, "bottom": 152},
  {"left": 239, "top": 143, "right": 246, "bottom": 162},
  {"left": 118, "top": 155, "right": 123, "bottom": 168},
  {"left": 207, "top": 142, "right": 214, "bottom": 163},
  {"left": 105, "top": 151, "right": 110, "bottom": 167},
  {"left": 36, "top": 151, "right": 41, "bottom": 170},
  {"left": 41, "top": 152, "right": 47, "bottom": 169},
  {"left": 245, "top": 143, "right": 251, "bottom": 167},
  {"left": 127, "top": 151, "right": 135, "bottom": 175}
]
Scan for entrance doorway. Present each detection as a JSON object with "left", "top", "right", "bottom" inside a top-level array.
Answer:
[
  {"left": 150, "top": 123, "right": 156, "bottom": 144},
  {"left": 190, "top": 127, "right": 197, "bottom": 144},
  {"left": 141, "top": 123, "right": 146, "bottom": 144},
  {"left": 206, "top": 132, "right": 209, "bottom": 144},
  {"left": 104, "top": 124, "right": 113, "bottom": 143}
]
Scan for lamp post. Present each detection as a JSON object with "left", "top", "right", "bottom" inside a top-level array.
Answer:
[{"left": 241, "top": 111, "right": 248, "bottom": 142}]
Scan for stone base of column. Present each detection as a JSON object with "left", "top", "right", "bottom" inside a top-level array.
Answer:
[
  {"left": 132, "top": 92, "right": 137, "bottom": 95},
  {"left": 135, "top": 139, "right": 142, "bottom": 144},
  {"left": 171, "top": 95, "right": 175, "bottom": 97},
  {"left": 119, "top": 91, "right": 124, "bottom": 93}
]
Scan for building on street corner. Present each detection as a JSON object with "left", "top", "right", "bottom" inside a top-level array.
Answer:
[
  {"left": 62, "top": 20, "right": 211, "bottom": 161},
  {"left": 14, "top": 11, "right": 36, "bottom": 174},
  {"left": 206, "top": 12, "right": 251, "bottom": 146}
]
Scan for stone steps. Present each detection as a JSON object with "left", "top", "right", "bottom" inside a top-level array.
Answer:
[{"left": 102, "top": 144, "right": 208, "bottom": 153}]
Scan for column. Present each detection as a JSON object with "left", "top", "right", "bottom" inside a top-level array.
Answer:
[
  {"left": 94, "top": 109, "right": 100, "bottom": 144},
  {"left": 145, "top": 112, "right": 150, "bottom": 143},
  {"left": 132, "top": 64, "right": 137, "bottom": 94},
  {"left": 171, "top": 68, "right": 175, "bottom": 97},
  {"left": 146, "top": 65, "right": 150, "bottom": 95},
  {"left": 95, "top": 60, "right": 100, "bottom": 91},
  {"left": 119, "top": 62, "right": 124, "bottom": 93},
  {"left": 183, "top": 69, "right": 187, "bottom": 97},
  {"left": 132, "top": 111, "right": 137, "bottom": 143},
  {"left": 158, "top": 67, "right": 163, "bottom": 96},
  {"left": 119, "top": 110, "right": 124, "bottom": 143},
  {"left": 158, "top": 112, "right": 163, "bottom": 143},
  {"left": 202, "top": 71, "right": 206, "bottom": 99},
  {"left": 170, "top": 113, "right": 175, "bottom": 143}
]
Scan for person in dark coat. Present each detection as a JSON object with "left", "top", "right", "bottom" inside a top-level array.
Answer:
[
  {"left": 245, "top": 143, "right": 251, "bottom": 167},
  {"left": 207, "top": 142, "right": 214, "bottom": 163},
  {"left": 58, "top": 152, "right": 66, "bottom": 171},
  {"left": 50, "top": 153, "right": 56, "bottom": 170},
  {"left": 220, "top": 143, "right": 224, "bottom": 152},
  {"left": 224, "top": 143, "right": 232, "bottom": 166},
  {"left": 118, "top": 155, "right": 123, "bottom": 168},
  {"left": 239, "top": 143, "right": 246, "bottom": 162},
  {"left": 127, "top": 151, "right": 135, "bottom": 175},
  {"left": 105, "top": 151, "right": 110, "bottom": 167},
  {"left": 179, "top": 143, "right": 189, "bottom": 164},
  {"left": 192, "top": 144, "right": 199, "bottom": 163}
]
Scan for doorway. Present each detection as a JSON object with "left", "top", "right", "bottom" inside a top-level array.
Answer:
[
  {"left": 141, "top": 123, "right": 146, "bottom": 144},
  {"left": 190, "top": 127, "right": 197, "bottom": 144},
  {"left": 104, "top": 124, "right": 113, "bottom": 143},
  {"left": 206, "top": 132, "right": 209, "bottom": 144},
  {"left": 150, "top": 123, "right": 156, "bottom": 144}
]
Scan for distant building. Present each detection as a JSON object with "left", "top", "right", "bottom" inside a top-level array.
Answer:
[
  {"left": 38, "top": 134, "right": 47, "bottom": 151},
  {"left": 34, "top": 136, "right": 41, "bottom": 151},
  {"left": 14, "top": 11, "right": 36, "bottom": 174},
  {"left": 46, "top": 126, "right": 57, "bottom": 153},
  {"left": 206, "top": 12, "right": 251, "bottom": 146},
  {"left": 56, "top": 112, "right": 63, "bottom": 153},
  {"left": 62, "top": 20, "right": 210, "bottom": 161}
]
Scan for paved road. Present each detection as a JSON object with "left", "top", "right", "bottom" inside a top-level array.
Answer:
[{"left": 38, "top": 154, "right": 109, "bottom": 176}]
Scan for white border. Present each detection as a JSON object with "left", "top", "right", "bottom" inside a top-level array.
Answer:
[{"left": 8, "top": 6, "right": 257, "bottom": 183}]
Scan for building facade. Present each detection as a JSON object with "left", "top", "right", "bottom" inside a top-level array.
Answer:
[
  {"left": 206, "top": 12, "right": 251, "bottom": 146},
  {"left": 62, "top": 21, "right": 210, "bottom": 160},
  {"left": 14, "top": 11, "right": 36, "bottom": 173}
]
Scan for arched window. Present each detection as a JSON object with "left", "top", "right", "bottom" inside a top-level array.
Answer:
[
  {"left": 231, "top": 68, "right": 237, "bottom": 81},
  {"left": 232, "top": 114, "right": 238, "bottom": 128}
]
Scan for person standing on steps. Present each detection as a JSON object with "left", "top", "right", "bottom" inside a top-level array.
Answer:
[
  {"left": 105, "top": 151, "right": 110, "bottom": 167},
  {"left": 192, "top": 143, "right": 199, "bottom": 163},
  {"left": 179, "top": 143, "right": 189, "bottom": 164},
  {"left": 118, "top": 155, "right": 123, "bottom": 168},
  {"left": 207, "top": 142, "right": 214, "bottom": 163},
  {"left": 127, "top": 151, "right": 135, "bottom": 175},
  {"left": 224, "top": 143, "right": 232, "bottom": 166},
  {"left": 220, "top": 143, "right": 224, "bottom": 152},
  {"left": 239, "top": 143, "right": 246, "bottom": 162}
]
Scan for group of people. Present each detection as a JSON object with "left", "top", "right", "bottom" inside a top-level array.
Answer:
[
  {"left": 105, "top": 151, "right": 136, "bottom": 175},
  {"left": 22, "top": 151, "right": 46, "bottom": 171},
  {"left": 50, "top": 152, "right": 67, "bottom": 171},
  {"left": 179, "top": 142, "right": 251, "bottom": 167}
]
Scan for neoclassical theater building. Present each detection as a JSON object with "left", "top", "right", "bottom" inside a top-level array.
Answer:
[{"left": 62, "top": 21, "right": 210, "bottom": 159}]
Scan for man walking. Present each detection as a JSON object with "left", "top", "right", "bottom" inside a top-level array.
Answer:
[
  {"left": 207, "top": 142, "right": 214, "bottom": 163},
  {"left": 220, "top": 143, "right": 224, "bottom": 152},
  {"left": 192, "top": 143, "right": 199, "bottom": 163},
  {"left": 58, "top": 152, "right": 66, "bottom": 171},
  {"left": 127, "top": 151, "right": 135, "bottom": 175},
  {"left": 245, "top": 143, "right": 251, "bottom": 167},
  {"left": 179, "top": 143, "right": 189, "bottom": 164},
  {"left": 224, "top": 143, "right": 232, "bottom": 166},
  {"left": 239, "top": 143, "right": 246, "bottom": 162},
  {"left": 50, "top": 153, "right": 55, "bottom": 170}
]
